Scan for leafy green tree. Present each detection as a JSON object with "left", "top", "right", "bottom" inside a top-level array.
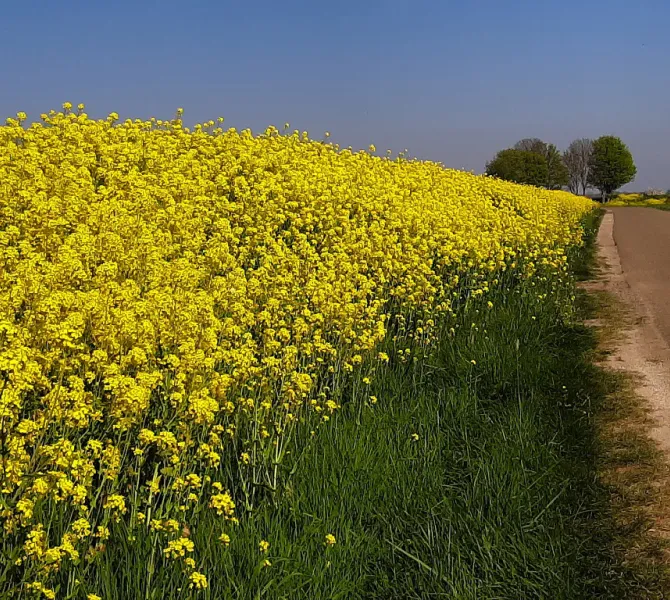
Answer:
[
  {"left": 588, "top": 136, "right": 636, "bottom": 201},
  {"left": 486, "top": 149, "right": 549, "bottom": 187},
  {"left": 544, "top": 143, "right": 569, "bottom": 190},
  {"left": 514, "top": 139, "right": 568, "bottom": 189}
]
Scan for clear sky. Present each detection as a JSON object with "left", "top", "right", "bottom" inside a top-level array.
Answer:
[{"left": 2, "top": 0, "right": 668, "bottom": 190}]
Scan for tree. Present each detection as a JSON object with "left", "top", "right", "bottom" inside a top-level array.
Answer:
[
  {"left": 513, "top": 138, "right": 568, "bottom": 189},
  {"left": 514, "top": 138, "right": 546, "bottom": 154},
  {"left": 563, "top": 138, "right": 593, "bottom": 196},
  {"left": 543, "top": 143, "right": 569, "bottom": 190},
  {"left": 588, "top": 136, "right": 636, "bottom": 201},
  {"left": 486, "top": 149, "right": 549, "bottom": 187}
]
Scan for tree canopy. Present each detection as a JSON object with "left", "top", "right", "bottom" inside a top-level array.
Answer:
[
  {"left": 486, "top": 135, "right": 636, "bottom": 199},
  {"left": 487, "top": 139, "right": 568, "bottom": 189},
  {"left": 514, "top": 138, "right": 547, "bottom": 155},
  {"left": 542, "top": 143, "right": 569, "bottom": 190},
  {"left": 486, "top": 149, "right": 549, "bottom": 187},
  {"left": 588, "top": 136, "right": 636, "bottom": 201}
]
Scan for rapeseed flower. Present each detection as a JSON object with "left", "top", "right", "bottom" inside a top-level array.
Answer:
[{"left": 0, "top": 105, "right": 592, "bottom": 592}]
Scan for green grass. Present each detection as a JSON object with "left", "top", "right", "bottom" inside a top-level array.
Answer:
[{"left": 21, "top": 211, "right": 669, "bottom": 599}]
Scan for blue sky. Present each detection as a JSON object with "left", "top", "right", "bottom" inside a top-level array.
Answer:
[{"left": 2, "top": 0, "right": 668, "bottom": 190}]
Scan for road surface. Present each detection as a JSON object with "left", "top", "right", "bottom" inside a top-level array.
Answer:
[
  {"left": 592, "top": 207, "right": 670, "bottom": 568},
  {"left": 590, "top": 207, "right": 670, "bottom": 482},
  {"left": 590, "top": 209, "right": 670, "bottom": 456},
  {"left": 610, "top": 207, "right": 670, "bottom": 347}
]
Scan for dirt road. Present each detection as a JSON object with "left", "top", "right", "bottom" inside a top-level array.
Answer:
[
  {"left": 590, "top": 208, "right": 670, "bottom": 580},
  {"left": 597, "top": 208, "right": 670, "bottom": 453},
  {"left": 610, "top": 207, "right": 670, "bottom": 346}
]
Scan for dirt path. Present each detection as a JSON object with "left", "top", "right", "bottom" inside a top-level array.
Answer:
[{"left": 595, "top": 208, "right": 670, "bottom": 455}]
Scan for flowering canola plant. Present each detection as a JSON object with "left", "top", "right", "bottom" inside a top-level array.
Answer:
[{"left": 0, "top": 104, "right": 593, "bottom": 595}]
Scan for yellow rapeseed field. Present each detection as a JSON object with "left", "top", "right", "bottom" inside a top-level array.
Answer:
[
  {"left": 609, "top": 192, "right": 669, "bottom": 206},
  {"left": 0, "top": 104, "right": 593, "bottom": 595}
]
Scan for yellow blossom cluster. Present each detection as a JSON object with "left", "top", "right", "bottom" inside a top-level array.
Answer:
[
  {"left": 0, "top": 104, "right": 592, "bottom": 593},
  {"left": 608, "top": 192, "right": 669, "bottom": 206}
]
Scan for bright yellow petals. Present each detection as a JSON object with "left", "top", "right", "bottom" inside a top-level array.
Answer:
[{"left": 0, "top": 106, "right": 591, "bottom": 593}]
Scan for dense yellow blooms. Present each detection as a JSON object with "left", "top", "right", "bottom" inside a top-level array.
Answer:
[
  {"left": 614, "top": 192, "right": 645, "bottom": 202},
  {"left": 0, "top": 105, "right": 592, "bottom": 593},
  {"left": 608, "top": 192, "right": 669, "bottom": 206}
]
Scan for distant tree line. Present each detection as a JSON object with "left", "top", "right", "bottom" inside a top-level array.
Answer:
[{"left": 486, "top": 135, "right": 637, "bottom": 201}]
